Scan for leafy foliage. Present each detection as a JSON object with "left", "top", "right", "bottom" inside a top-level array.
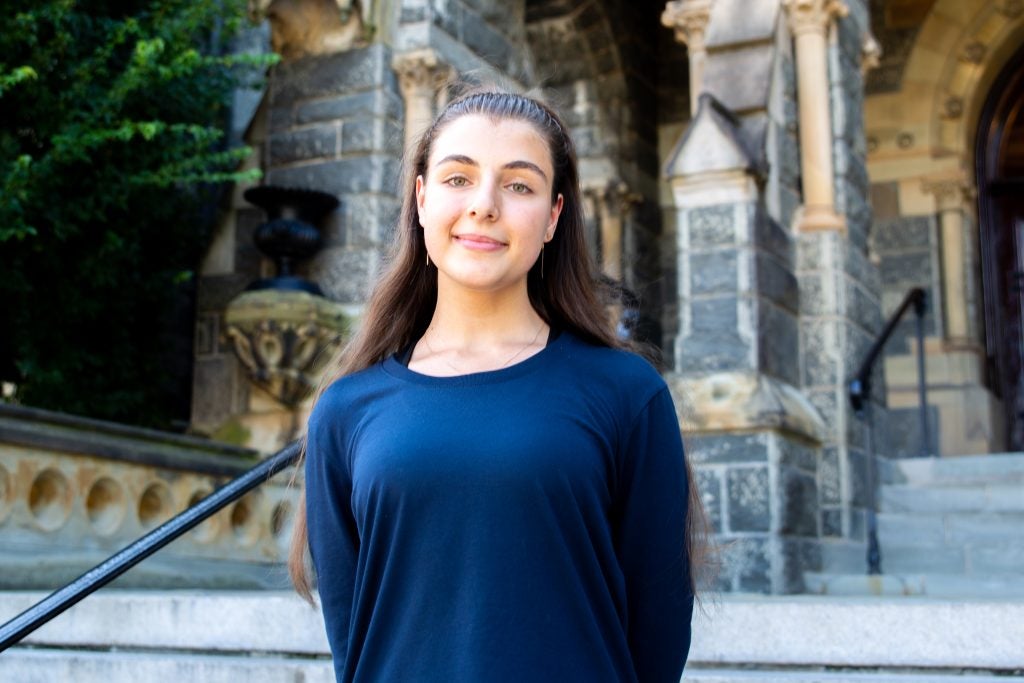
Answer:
[{"left": 0, "top": 0, "right": 276, "bottom": 428}]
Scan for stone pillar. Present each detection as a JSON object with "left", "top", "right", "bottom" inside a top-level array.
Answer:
[
  {"left": 923, "top": 178, "right": 976, "bottom": 347},
  {"left": 661, "top": 0, "right": 714, "bottom": 115},
  {"left": 392, "top": 48, "right": 451, "bottom": 149},
  {"left": 666, "top": 94, "right": 825, "bottom": 593},
  {"left": 784, "top": 0, "right": 848, "bottom": 232}
]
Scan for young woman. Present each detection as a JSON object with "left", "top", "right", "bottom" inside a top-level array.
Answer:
[{"left": 290, "top": 90, "right": 707, "bottom": 682}]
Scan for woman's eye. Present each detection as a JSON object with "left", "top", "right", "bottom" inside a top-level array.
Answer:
[
  {"left": 509, "top": 182, "right": 531, "bottom": 194},
  {"left": 446, "top": 176, "right": 468, "bottom": 187}
]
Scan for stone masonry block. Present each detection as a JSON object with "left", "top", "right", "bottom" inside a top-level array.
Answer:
[
  {"left": 266, "top": 155, "right": 400, "bottom": 196},
  {"left": 677, "top": 325, "right": 750, "bottom": 373},
  {"left": 268, "top": 125, "right": 339, "bottom": 166},
  {"left": 703, "top": 44, "right": 774, "bottom": 113},
  {"left": 696, "top": 468, "right": 723, "bottom": 534},
  {"left": 309, "top": 246, "right": 377, "bottom": 304},
  {"left": 801, "top": 319, "right": 841, "bottom": 388},
  {"left": 687, "top": 432, "right": 770, "bottom": 466},
  {"left": 756, "top": 252, "right": 798, "bottom": 313},
  {"left": 872, "top": 216, "right": 933, "bottom": 252},
  {"left": 779, "top": 466, "right": 818, "bottom": 536},
  {"left": 820, "top": 446, "right": 841, "bottom": 505},
  {"left": 757, "top": 302, "right": 799, "bottom": 386},
  {"left": 689, "top": 205, "right": 736, "bottom": 247},
  {"left": 821, "top": 507, "right": 842, "bottom": 537},
  {"left": 270, "top": 45, "right": 390, "bottom": 105},
  {"left": 295, "top": 90, "right": 403, "bottom": 127},
  {"left": 781, "top": 538, "right": 821, "bottom": 592},
  {"left": 778, "top": 437, "right": 817, "bottom": 472},
  {"left": 728, "top": 466, "right": 771, "bottom": 532},
  {"left": 690, "top": 251, "right": 738, "bottom": 296},
  {"left": 462, "top": 8, "right": 512, "bottom": 69}
]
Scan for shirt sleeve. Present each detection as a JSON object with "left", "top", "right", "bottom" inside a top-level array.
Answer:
[
  {"left": 304, "top": 398, "right": 360, "bottom": 669},
  {"left": 615, "top": 386, "right": 694, "bottom": 683}
]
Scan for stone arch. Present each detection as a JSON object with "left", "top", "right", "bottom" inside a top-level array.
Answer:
[{"left": 865, "top": 0, "right": 1024, "bottom": 171}]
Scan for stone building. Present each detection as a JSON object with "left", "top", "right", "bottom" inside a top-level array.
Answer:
[{"left": 189, "top": 0, "right": 1024, "bottom": 596}]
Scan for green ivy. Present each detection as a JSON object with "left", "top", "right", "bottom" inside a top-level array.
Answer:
[{"left": 0, "top": 0, "right": 278, "bottom": 429}]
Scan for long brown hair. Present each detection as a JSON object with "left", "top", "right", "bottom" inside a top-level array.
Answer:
[{"left": 288, "top": 89, "right": 711, "bottom": 601}]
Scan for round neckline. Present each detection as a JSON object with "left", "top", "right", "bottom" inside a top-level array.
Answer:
[{"left": 382, "top": 329, "right": 571, "bottom": 386}]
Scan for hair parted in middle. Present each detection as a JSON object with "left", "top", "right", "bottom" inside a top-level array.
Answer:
[{"left": 321, "top": 88, "right": 623, "bottom": 385}]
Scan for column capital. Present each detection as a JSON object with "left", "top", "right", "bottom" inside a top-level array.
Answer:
[
  {"left": 922, "top": 175, "right": 975, "bottom": 211},
  {"left": 391, "top": 48, "right": 451, "bottom": 98},
  {"left": 783, "top": 0, "right": 849, "bottom": 37},
  {"left": 661, "top": 0, "right": 714, "bottom": 52}
]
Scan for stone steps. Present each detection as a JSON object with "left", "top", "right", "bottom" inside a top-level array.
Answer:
[
  {"left": 1, "top": 592, "right": 1021, "bottom": 681},
  {"left": 804, "top": 572, "right": 1024, "bottom": 598},
  {"left": 813, "top": 454, "right": 1024, "bottom": 596}
]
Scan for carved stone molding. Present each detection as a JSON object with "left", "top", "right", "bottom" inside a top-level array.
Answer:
[
  {"left": 251, "top": 0, "right": 365, "bottom": 61},
  {"left": 392, "top": 48, "right": 451, "bottom": 100},
  {"left": 861, "top": 32, "right": 881, "bottom": 75},
  {"left": 922, "top": 176, "right": 975, "bottom": 211},
  {"left": 959, "top": 41, "right": 987, "bottom": 65},
  {"left": 392, "top": 48, "right": 453, "bottom": 147},
  {"left": 783, "top": 0, "right": 849, "bottom": 37},
  {"left": 661, "top": 0, "right": 714, "bottom": 53},
  {"left": 224, "top": 290, "right": 348, "bottom": 408}
]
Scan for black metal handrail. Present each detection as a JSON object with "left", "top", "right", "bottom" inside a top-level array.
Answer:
[
  {"left": 0, "top": 440, "right": 302, "bottom": 652},
  {"left": 848, "top": 286, "right": 931, "bottom": 576}
]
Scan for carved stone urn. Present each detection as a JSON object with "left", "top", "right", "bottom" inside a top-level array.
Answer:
[{"left": 224, "top": 186, "right": 348, "bottom": 412}]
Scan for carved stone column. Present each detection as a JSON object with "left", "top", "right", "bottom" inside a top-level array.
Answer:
[
  {"left": 783, "top": 0, "right": 848, "bottom": 232},
  {"left": 924, "top": 177, "right": 977, "bottom": 347},
  {"left": 392, "top": 49, "right": 451, "bottom": 149},
  {"left": 661, "top": 0, "right": 714, "bottom": 115}
]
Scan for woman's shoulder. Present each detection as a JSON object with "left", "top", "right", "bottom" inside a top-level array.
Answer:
[
  {"left": 556, "top": 331, "right": 668, "bottom": 397},
  {"left": 308, "top": 362, "right": 391, "bottom": 425}
]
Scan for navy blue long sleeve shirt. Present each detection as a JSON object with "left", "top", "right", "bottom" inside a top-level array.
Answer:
[{"left": 304, "top": 331, "right": 694, "bottom": 682}]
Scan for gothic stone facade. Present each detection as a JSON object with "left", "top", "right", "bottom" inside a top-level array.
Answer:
[{"left": 192, "top": 0, "right": 1024, "bottom": 593}]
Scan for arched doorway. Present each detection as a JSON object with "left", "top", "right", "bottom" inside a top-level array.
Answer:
[{"left": 976, "top": 44, "right": 1024, "bottom": 451}]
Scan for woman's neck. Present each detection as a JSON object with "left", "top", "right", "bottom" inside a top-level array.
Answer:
[{"left": 409, "top": 281, "right": 549, "bottom": 375}]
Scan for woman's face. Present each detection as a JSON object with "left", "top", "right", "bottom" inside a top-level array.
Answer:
[{"left": 416, "top": 114, "right": 563, "bottom": 297}]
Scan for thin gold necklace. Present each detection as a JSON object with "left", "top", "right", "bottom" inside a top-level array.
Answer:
[{"left": 422, "top": 322, "right": 546, "bottom": 373}]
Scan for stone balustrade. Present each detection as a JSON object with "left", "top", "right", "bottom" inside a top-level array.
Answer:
[{"left": 0, "top": 404, "right": 298, "bottom": 590}]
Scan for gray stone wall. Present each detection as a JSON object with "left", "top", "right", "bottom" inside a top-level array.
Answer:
[
  {"left": 264, "top": 45, "right": 404, "bottom": 306},
  {"left": 397, "top": 0, "right": 531, "bottom": 80}
]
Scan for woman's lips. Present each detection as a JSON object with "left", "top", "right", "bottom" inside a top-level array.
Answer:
[{"left": 453, "top": 234, "right": 507, "bottom": 251}]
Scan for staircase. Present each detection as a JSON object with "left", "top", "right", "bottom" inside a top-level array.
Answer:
[
  {"left": 0, "top": 591, "right": 1021, "bottom": 681},
  {"left": 808, "top": 453, "right": 1024, "bottom": 598}
]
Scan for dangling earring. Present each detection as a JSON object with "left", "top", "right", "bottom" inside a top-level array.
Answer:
[
  {"left": 540, "top": 244, "right": 545, "bottom": 279},
  {"left": 426, "top": 252, "right": 430, "bottom": 267}
]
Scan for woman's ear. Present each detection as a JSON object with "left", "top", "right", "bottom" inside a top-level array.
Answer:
[
  {"left": 546, "top": 193, "right": 564, "bottom": 242},
  {"left": 415, "top": 175, "right": 426, "bottom": 217}
]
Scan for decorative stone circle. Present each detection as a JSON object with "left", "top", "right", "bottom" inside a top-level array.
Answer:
[
  {"left": 138, "top": 482, "right": 174, "bottom": 529},
  {"left": 188, "top": 489, "right": 219, "bottom": 543},
  {"left": 86, "top": 477, "right": 128, "bottom": 535},
  {"left": 0, "top": 464, "right": 11, "bottom": 525},
  {"left": 230, "top": 493, "right": 261, "bottom": 546},
  {"left": 28, "top": 468, "right": 72, "bottom": 531}
]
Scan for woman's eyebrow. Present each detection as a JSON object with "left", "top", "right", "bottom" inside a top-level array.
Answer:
[{"left": 433, "top": 155, "right": 549, "bottom": 182}]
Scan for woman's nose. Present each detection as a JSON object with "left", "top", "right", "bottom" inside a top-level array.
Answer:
[{"left": 467, "top": 182, "right": 499, "bottom": 221}]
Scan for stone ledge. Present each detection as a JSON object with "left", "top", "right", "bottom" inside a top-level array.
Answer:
[
  {"left": 669, "top": 371, "right": 826, "bottom": 443},
  {"left": 3, "top": 593, "right": 1021, "bottom": 670}
]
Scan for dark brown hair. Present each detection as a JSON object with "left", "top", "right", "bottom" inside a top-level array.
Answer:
[{"left": 288, "top": 89, "right": 711, "bottom": 601}]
